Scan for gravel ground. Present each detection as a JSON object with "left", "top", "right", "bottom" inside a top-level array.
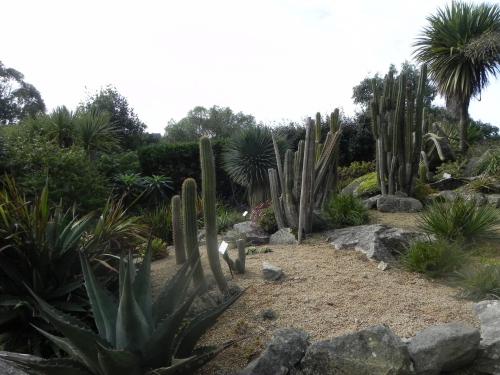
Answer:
[{"left": 151, "top": 231, "right": 477, "bottom": 375}]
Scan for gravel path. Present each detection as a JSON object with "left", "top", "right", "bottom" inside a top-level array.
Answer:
[{"left": 151, "top": 234, "right": 477, "bottom": 375}]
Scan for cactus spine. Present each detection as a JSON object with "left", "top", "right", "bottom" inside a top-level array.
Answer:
[
  {"left": 200, "top": 137, "right": 228, "bottom": 294},
  {"left": 371, "top": 65, "right": 428, "bottom": 196},
  {"left": 171, "top": 195, "right": 186, "bottom": 265},
  {"left": 182, "top": 178, "right": 206, "bottom": 291}
]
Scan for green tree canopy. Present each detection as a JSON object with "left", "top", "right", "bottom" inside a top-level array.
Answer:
[
  {"left": 164, "top": 105, "right": 256, "bottom": 143},
  {"left": 79, "top": 86, "right": 146, "bottom": 150},
  {"left": 0, "top": 60, "right": 45, "bottom": 124}
]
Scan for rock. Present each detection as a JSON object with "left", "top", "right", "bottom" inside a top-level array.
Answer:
[
  {"left": 363, "top": 194, "right": 381, "bottom": 209},
  {"left": 378, "top": 261, "right": 389, "bottom": 271},
  {"left": 408, "top": 322, "right": 480, "bottom": 374},
  {"left": 473, "top": 300, "right": 500, "bottom": 374},
  {"left": 260, "top": 309, "right": 278, "bottom": 321},
  {"left": 326, "top": 224, "right": 425, "bottom": 262},
  {"left": 262, "top": 262, "right": 283, "bottom": 280},
  {"left": 394, "top": 191, "right": 408, "bottom": 197},
  {"left": 462, "top": 191, "right": 487, "bottom": 206},
  {"left": 300, "top": 325, "right": 412, "bottom": 375},
  {"left": 239, "top": 328, "right": 309, "bottom": 375},
  {"left": 269, "top": 228, "right": 298, "bottom": 245},
  {"left": 233, "top": 221, "right": 270, "bottom": 245},
  {"left": 428, "top": 190, "right": 458, "bottom": 203},
  {"left": 429, "top": 177, "right": 467, "bottom": 191},
  {"left": 464, "top": 157, "right": 481, "bottom": 177},
  {"left": 487, "top": 194, "right": 500, "bottom": 208},
  {"left": 340, "top": 172, "right": 380, "bottom": 198},
  {"left": 377, "top": 195, "right": 423, "bottom": 213}
]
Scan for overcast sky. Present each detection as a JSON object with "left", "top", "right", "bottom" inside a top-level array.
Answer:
[{"left": 2, "top": 0, "right": 499, "bottom": 133}]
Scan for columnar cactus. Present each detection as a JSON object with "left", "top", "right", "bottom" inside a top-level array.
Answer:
[
  {"left": 235, "top": 239, "right": 246, "bottom": 274},
  {"left": 268, "top": 111, "right": 343, "bottom": 243},
  {"left": 200, "top": 137, "right": 228, "bottom": 294},
  {"left": 171, "top": 195, "right": 186, "bottom": 265},
  {"left": 371, "top": 64, "right": 428, "bottom": 196},
  {"left": 182, "top": 178, "right": 206, "bottom": 291}
]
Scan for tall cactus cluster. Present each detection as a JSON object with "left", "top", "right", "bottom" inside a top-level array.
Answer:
[
  {"left": 268, "top": 110, "right": 342, "bottom": 243},
  {"left": 370, "top": 65, "right": 428, "bottom": 196},
  {"left": 171, "top": 137, "right": 229, "bottom": 294}
]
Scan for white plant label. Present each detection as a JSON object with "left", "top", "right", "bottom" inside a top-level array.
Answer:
[
  {"left": 443, "top": 173, "right": 452, "bottom": 179},
  {"left": 218, "top": 241, "right": 229, "bottom": 255},
  {"left": 242, "top": 210, "right": 248, "bottom": 217}
]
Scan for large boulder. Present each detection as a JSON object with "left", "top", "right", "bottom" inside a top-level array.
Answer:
[
  {"left": 325, "top": 224, "right": 425, "bottom": 262},
  {"left": 473, "top": 300, "right": 500, "bottom": 374},
  {"left": 363, "top": 194, "right": 381, "bottom": 209},
  {"left": 341, "top": 172, "right": 380, "bottom": 198},
  {"left": 239, "top": 328, "right": 309, "bottom": 375},
  {"left": 408, "top": 322, "right": 480, "bottom": 374},
  {"left": 300, "top": 325, "right": 412, "bottom": 375},
  {"left": 377, "top": 195, "right": 423, "bottom": 213},
  {"left": 269, "top": 228, "right": 298, "bottom": 245},
  {"left": 233, "top": 221, "right": 269, "bottom": 245}
]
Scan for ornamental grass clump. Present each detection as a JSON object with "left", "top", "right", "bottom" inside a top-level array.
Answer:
[
  {"left": 418, "top": 197, "right": 500, "bottom": 242},
  {"left": 323, "top": 194, "right": 369, "bottom": 228},
  {"left": 401, "top": 239, "right": 467, "bottom": 278},
  {"left": 458, "top": 263, "right": 500, "bottom": 300}
]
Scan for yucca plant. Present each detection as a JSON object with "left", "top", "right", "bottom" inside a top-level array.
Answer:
[
  {"left": 223, "top": 126, "right": 277, "bottom": 207},
  {"left": 0, "top": 245, "right": 242, "bottom": 375},
  {"left": 75, "top": 108, "right": 120, "bottom": 159},
  {"left": 0, "top": 177, "right": 93, "bottom": 355},
  {"left": 418, "top": 197, "right": 500, "bottom": 242}
]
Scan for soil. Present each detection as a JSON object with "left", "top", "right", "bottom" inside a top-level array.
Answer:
[{"left": 150, "top": 213, "right": 478, "bottom": 375}]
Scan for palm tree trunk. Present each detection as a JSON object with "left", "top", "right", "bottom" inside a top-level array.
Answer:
[{"left": 459, "top": 100, "right": 469, "bottom": 154}]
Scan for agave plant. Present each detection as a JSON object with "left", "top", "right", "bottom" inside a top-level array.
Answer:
[
  {"left": 143, "top": 175, "right": 173, "bottom": 204},
  {"left": 0, "top": 245, "right": 242, "bottom": 375},
  {"left": 0, "top": 177, "right": 93, "bottom": 355}
]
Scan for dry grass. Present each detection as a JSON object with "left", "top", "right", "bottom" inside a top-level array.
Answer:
[{"left": 151, "top": 233, "right": 477, "bottom": 375}]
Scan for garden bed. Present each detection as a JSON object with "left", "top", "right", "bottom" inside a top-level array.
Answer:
[{"left": 151, "top": 231, "right": 478, "bottom": 375}]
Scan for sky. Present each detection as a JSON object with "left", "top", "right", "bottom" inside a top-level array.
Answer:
[{"left": 2, "top": 0, "right": 499, "bottom": 133}]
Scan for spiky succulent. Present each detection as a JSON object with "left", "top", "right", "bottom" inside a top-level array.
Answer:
[{"left": 0, "top": 245, "right": 242, "bottom": 375}]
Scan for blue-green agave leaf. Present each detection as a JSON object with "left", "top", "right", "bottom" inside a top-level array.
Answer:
[
  {"left": 133, "top": 238, "right": 153, "bottom": 327},
  {"left": 80, "top": 252, "right": 117, "bottom": 344},
  {"left": 96, "top": 344, "right": 142, "bottom": 375},
  {"left": 0, "top": 352, "right": 92, "bottom": 375},
  {"left": 115, "top": 255, "right": 151, "bottom": 351}
]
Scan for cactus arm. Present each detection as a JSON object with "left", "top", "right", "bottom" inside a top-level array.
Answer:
[
  {"left": 271, "top": 132, "right": 285, "bottom": 193},
  {"left": 171, "top": 195, "right": 186, "bottom": 265},
  {"left": 268, "top": 168, "right": 286, "bottom": 229}
]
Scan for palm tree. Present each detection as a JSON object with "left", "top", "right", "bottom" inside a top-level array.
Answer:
[
  {"left": 414, "top": 1, "right": 500, "bottom": 153},
  {"left": 75, "top": 108, "right": 120, "bottom": 159}
]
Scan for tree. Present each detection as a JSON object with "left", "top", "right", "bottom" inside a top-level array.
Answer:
[
  {"left": 80, "top": 86, "right": 146, "bottom": 149},
  {"left": 352, "top": 62, "right": 436, "bottom": 110},
  {"left": 164, "top": 105, "right": 256, "bottom": 143},
  {"left": 0, "top": 60, "right": 45, "bottom": 124},
  {"left": 414, "top": 1, "right": 500, "bottom": 153}
]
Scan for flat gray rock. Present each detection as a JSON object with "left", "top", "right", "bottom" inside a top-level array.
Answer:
[
  {"left": 300, "top": 325, "right": 412, "bottom": 375},
  {"left": 473, "top": 300, "right": 500, "bottom": 374},
  {"left": 377, "top": 195, "right": 423, "bottom": 212},
  {"left": 233, "top": 221, "right": 270, "bottom": 245},
  {"left": 325, "top": 224, "right": 425, "bottom": 262},
  {"left": 269, "top": 228, "right": 297, "bottom": 245},
  {"left": 487, "top": 194, "right": 500, "bottom": 208},
  {"left": 262, "top": 261, "right": 283, "bottom": 281},
  {"left": 363, "top": 194, "right": 381, "bottom": 209},
  {"left": 408, "top": 322, "right": 480, "bottom": 374},
  {"left": 239, "top": 328, "right": 309, "bottom": 375}
]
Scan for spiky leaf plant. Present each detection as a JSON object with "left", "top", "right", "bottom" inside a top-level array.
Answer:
[
  {"left": 223, "top": 126, "right": 276, "bottom": 207},
  {"left": 0, "top": 245, "right": 242, "bottom": 375}
]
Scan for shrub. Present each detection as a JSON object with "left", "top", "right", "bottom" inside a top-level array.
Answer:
[
  {"left": 414, "top": 182, "right": 437, "bottom": 202},
  {"left": 96, "top": 151, "right": 141, "bottom": 178},
  {"left": 216, "top": 204, "right": 243, "bottom": 233},
  {"left": 324, "top": 194, "right": 369, "bottom": 227},
  {"left": 258, "top": 206, "right": 278, "bottom": 234},
  {"left": 138, "top": 237, "right": 168, "bottom": 260},
  {"left": 0, "top": 248, "right": 243, "bottom": 374},
  {"left": 458, "top": 264, "right": 500, "bottom": 300},
  {"left": 435, "top": 160, "right": 465, "bottom": 178},
  {"left": 401, "top": 239, "right": 466, "bottom": 278},
  {"left": 141, "top": 203, "right": 172, "bottom": 243},
  {"left": 418, "top": 198, "right": 500, "bottom": 242}
]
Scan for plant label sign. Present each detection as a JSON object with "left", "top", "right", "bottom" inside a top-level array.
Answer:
[{"left": 218, "top": 241, "right": 229, "bottom": 255}]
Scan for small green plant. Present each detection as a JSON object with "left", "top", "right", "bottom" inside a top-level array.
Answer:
[
  {"left": 0, "top": 246, "right": 242, "bottom": 374},
  {"left": 246, "top": 246, "right": 273, "bottom": 255},
  {"left": 414, "top": 181, "right": 437, "bottom": 202},
  {"left": 435, "top": 160, "right": 465, "bottom": 179},
  {"left": 418, "top": 198, "right": 500, "bottom": 242},
  {"left": 401, "top": 239, "right": 467, "bottom": 278},
  {"left": 343, "top": 172, "right": 380, "bottom": 197},
  {"left": 141, "top": 203, "right": 172, "bottom": 243},
  {"left": 338, "top": 161, "right": 376, "bottom": 189},
  {"left": 458, "top": 264, "right": 500, "bottom": 300},
  {"left": 465, "top": 175, "right": 497, "bottom": 193},
  {"left": 323, "top": 194, "right": 369, "bottom": 228},
  {"left": 258, "top": 206, "right": 278, "bottom": 234},
  {"left": 137, "top": 237, "right": 168, "bottom": 260},
  {"left": 216, "top": 203, "right": 243, "bottom": 233},
  {"left": 475, "top": 149, "right": 500, "bottom": 177}
]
